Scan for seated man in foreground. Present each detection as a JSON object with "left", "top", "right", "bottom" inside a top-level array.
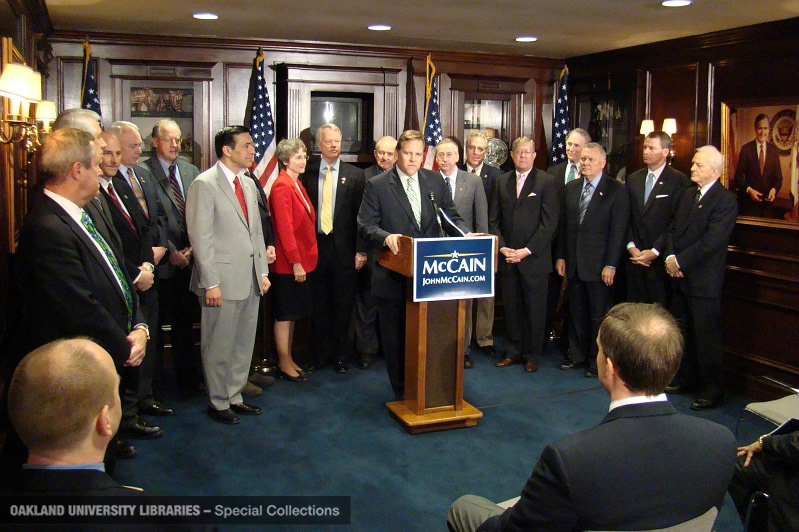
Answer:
[
  {"left": 448, "top": 302, "right": 735, "bottom": 531},
  {"left": 7, "top": 338, "right": 143, "bottom": 495}
]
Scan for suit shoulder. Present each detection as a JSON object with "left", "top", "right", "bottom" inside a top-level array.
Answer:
[
  {"left": 627, "top": 167, "right": 647, "bottom": 182},
  {"left": 340, "top": 161, "right": 364, "bottom": 177},
  {"left": 547, "top": 161, "right": 567, "bottom": 174},
  {"left": 178, "top": 158, "right": 200, "bottom": 175},
  {"left": 535, "top": 168, "right": 556, "bottom": 183},
  {"left": 484, "top": 165, "right": 503, "bottom": 178}
]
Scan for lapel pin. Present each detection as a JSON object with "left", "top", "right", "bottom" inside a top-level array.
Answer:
[
  {"left": 340, "top": 177, "right": 346, "bottom": 184},
  {"left": 599, "top": 191, "right": 604, "bottom": 196},
  {"left": 698, "top": 205, "right": 703, "bottom": 209},
  {"left": 658, "top": 181, "right": 663, "bottom": 185}
]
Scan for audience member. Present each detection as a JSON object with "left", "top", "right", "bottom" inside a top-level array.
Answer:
[
  {"left": 448, "top": 302, "right": 736, "bottom": 532},
  {"left": 268, "top": 138, "right": 318, "bottom": 382}
]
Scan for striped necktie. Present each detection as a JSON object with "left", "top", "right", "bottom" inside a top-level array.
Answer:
[
  {"left": 579, "top": 181, "right": 593, "bottom": 225},
  {"left": 406, "top": 176, "right": 422, "bottom": 227},
  {"left": 169, "top": 164, "right": 186, "bottom": 227},
  {"left": 81, "top": 210, "right": 133, "bottom": 329},
  {"left": 127, "top": 167, "right": 148, "bottom": 218},
  {"left": 106, "top": 182, "right": 135, "bottom": 231}
]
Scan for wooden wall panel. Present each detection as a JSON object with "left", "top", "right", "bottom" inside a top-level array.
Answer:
[{"left": 649, "top": 64, "right": 698, "bottom": 174}]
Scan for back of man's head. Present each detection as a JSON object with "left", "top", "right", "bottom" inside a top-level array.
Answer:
[
  {"left": 7, "top": 339, "right": 120, "bottom": 459},
  {"left": 53, "top": 108, "right": 102, "bottom": 137},
  {"left": 598, "top": 303, "right": 683, "bottom": 395}
]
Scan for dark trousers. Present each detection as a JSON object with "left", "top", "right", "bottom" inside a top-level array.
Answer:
[
  {"left": 670, "top": 288, "right": 723, "bottom": 398},
  {"left": 353, "top": 255, "right": 379, "bottom": 357},
  {"left": 729, "top": 453, "right": 799, "bottom": 531},
  {"left": 626, "top": 260, "right": 668, "bottom": 306},
  {"left": 158, "top": 267, "right": 201, "bottom": 388},
  {"left": 567, "top": 273, "right": 612, "bottom": 370},
  {"left": 500, "top": 266, "right": 547, "bottom": 362},
  {"left": 376, "top": 296, "right": 405, "bottom": 397},
  {"left": 137, "top": 288, "right": 162, "bottom": 405},
  {"left": 311, "top": 234, "right": 357, "bottom": 364},
  {"left": 544, "top": 269, "right": 566, "bottom": 353}
]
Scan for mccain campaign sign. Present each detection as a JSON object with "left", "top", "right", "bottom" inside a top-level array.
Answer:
[{"left": 413, "top": 236, "right": 495, "bottom": 302}]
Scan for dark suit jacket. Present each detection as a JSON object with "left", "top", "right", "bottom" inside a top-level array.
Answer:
[
  {"left": 734, "top": 139, "right": 783, "bottom": 196},
  {"left": 364, "top": 164, "right": 389, "bottom": 181},
  {"left": 116, "top": 168, "right": 167, "bottom": 249},
  {"left": 136, "top": 156, "right": 200, "bottom": 278},
  {"left": 473, "top": 163, "right": 504, "bottom": 205},
  {"left": 357, "top": 168, "right": 468, "bottom": 300},
  {"left": 479, "top": 402, "right": 736, "bottom": 532},
  {"left": 101, "top": 178, "right": 155, "bottom": 279},
  {"left": 547, "top": 159, "right": 580, "bottom": 202},
  {"left": 301, "top": 158, "right": 367, "bottom": 268},
  {"left": 664, "top": 180, "right": 737, "bottom": 298},
  {"left": 489, "top": 168, "right": 559, "bottom": 277},
  {"left": 269, "top": 170, "right": 318, "bottom": 275},
  {"left": 15, "top": 194, "right": 145, "bottom": 367},
  {"left": 626, "top": 165, "right": 691, "bottom": 253},
  {"left": 557, "top": 174, "right": 629, "bottom": 281},
  {"left": 13, "top": 468, "right": 143, "bottom": 496},
  {"left": 244, "top": 170, "right": 275, "bottom": 248}
]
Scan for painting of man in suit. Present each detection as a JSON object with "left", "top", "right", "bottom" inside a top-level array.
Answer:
[{"left": 734, "top": 113, "right": 783, "bottom": 217}]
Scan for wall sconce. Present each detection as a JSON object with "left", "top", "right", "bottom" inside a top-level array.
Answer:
[
  {"left": 35, "top": 100, "right": 57, "bottom": 133},
  {"left": 0, "top": 62, "right": 43, "bottom": 153},
  {"left": 640, "top": 119, "right": 655, "bottom": 136},
  {"left": 662, "top": 118, "right": 677, "bottom": 164}
]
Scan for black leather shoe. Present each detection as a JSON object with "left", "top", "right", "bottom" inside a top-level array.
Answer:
[
  {"left": 691, "top": 397, "right": 722, "bottom": 411},
  {"left": 584, "top": 368, "right": 598, "bottom": 378},
  {"left": 278, "top": 367, "right": 306, "bottom": 382},
  {"left": 478, "top": 345, "right": 496, "bottom": 356},
  {"left": 559, "top": 360, "right": 583, "bottom": 371},
  {"left": 464, "top": 354, "right": 474, "bottom": 369},
  {"left": 356, "top": 355, "right": 373, "bottom": 369},
  {"left": 120, "top": 418, "right": 163, "bottom": 440},
  {"left": 664, "top": 383, "right": 691, "bottom": 395},
  {"left": 207, "top": 407, "right": 239, "bottom": 424},
  {"left": 230, "top": 402, "right": 262, "bottom": 415},
  {"left": 248, "top": 372, "right": 276, "bottom": 387},
  {"left": 334, "top": 361, "right": 348, "bottom": 374},
  {"left": 115, "top": 439, "right": 137, "bottom": 459},
  {"left": 139, "top": 401, "right": 175, "bottom": 417},
  {"left": 306, "top": 360, "right": 326, "bottom": 373}
]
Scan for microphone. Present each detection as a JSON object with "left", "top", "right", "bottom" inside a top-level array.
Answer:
[{"left": 427, "top": 191, "right": 445, "bottom": 237}]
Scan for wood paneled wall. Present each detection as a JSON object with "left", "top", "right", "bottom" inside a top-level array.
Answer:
[{"left": 568, "top": 17, "right": 799, "bottom": 399}]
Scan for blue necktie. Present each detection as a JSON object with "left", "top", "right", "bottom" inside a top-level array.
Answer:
[
  {"left": 579, "top": 181, "right": 593, "bottom": 225},
  {"left": 644, "top": 172, "right": 655, "bottom": 204}
]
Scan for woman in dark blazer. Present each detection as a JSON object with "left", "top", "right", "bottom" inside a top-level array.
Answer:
[{"left": 268, "top": 138, "right": 317, "bottom": 381}]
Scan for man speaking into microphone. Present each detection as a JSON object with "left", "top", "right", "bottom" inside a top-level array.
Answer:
[{"left": 358, "top": 130, "right": 468, "bottom": 399}]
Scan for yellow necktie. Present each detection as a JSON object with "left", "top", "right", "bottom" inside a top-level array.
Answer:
[{"left": 321, "top": 166, "right": 333, "bottom": 234}]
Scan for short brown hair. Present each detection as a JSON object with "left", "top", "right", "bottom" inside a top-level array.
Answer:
[
  {"left": 397, "top": 130, "right": 424, "bottom": 151},
  {"left": 598, "top": 303, "right": 683, "bottom": 395},
  {"left": 40, "top": 128, "right": 96, "bottom": 184},
  {"left": 646, "top": 131, "right": 672, "bottom": 150},
  {"left": 8, "top": 339, "right": 118, "bottom": 452},
  {"left": 511, "top": 136, "right": 535, "bottom": 153}
]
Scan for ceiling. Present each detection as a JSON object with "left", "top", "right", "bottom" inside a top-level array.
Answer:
[{"left": 44, "top": 0, "right": 799, "bottom": 58}]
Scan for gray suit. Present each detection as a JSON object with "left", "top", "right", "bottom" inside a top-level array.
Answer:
[
  {"left": 186, "top": 161, "right": 269, "bottom": 410},
  {"left": 446, "top": 169, "right": 488, "bottom": 352}
]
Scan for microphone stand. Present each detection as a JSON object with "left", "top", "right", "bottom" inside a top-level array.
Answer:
[{"left": 427, "top": 191, "right": 446, "bottom": 237}]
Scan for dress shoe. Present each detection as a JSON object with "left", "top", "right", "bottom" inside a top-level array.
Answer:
[
  {"left": 559, "top": 360, "right": 583, "bottom": 371},
  {"left": 241, "top": 381, "right": 263, "bottom": 397},
  {"left": 333, "top": 361, "right": 348, "bottom": 374},
  {"left": 248, "top": 372, "right": 276, "bottom": 387},
  {"left": 524, "top": 360, "right": 538, "bottom": 373},
  {"left": 356, "top": 355, "right": 373, "bottom": 369},
  {"left": 495, "top": 357, "right": 521, "bottom": 368},
  {"left": 306, "top": 360, "right": 326, "bottom": 373},
  {"left": 478, "top": 345, "right": 496, "bottom": 357},
  {"left": 139, "top": 401, "right": 175, "bottom": 417},
  {"left": 120, "top": 418, "right": 163, "bottom": 440},
  {"left": 115, "top": 439, "right": 137, "bottom": 459},
  {"left": 690, "top": 397, "right": 722, "bottom": 411},
  {"left": 584, "top": 368, "right": 598, "bottom": 378},
  {"left": 464, "top": 354, "right": 474, "bottom": 369},
  {"left": 664, "top": 383, "right": 691, "bottom": 395},
  {"left": 277, "top": 367, "right": 306, "bottom": 382},
  {"left": 207, "top": 406, "right": 239, "bottom": 425},
  {"left": 230, "top": 402, "right": 262, "bottom": 415}
]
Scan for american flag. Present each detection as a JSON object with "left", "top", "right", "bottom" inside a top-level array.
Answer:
[
  {"left": 421, "top": 55, "right": 442, "bottom": 171},
  {"left": 80, "top": 40, "right": 101, "bottom": 116},
  {"left": 549, "top": 67, "right": 570, "bottom": 166},
  {"left": 246, "top": 49, "right": 279, "bottom": 196}
]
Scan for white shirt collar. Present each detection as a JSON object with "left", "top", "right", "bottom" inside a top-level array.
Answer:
[
  {"left": 698, "top": 178, "right": 718, "bottom": 199},
  {"left": 440, "top": 169, "right": 458, "bottom": 180},
  {"left": 467, "top": 162, "right": 483, "bottom": 175},
  {"left": 648, "top": 162, "right": 667, "bottom": 180},
  {"left": 609, "top": 393, "right": 667, "bottom": 412},
  {"left": 218, "top": 160, "right": 245, "bottom": 188}
]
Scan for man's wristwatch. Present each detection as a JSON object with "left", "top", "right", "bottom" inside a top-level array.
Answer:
[
  {"left": 758, "top": 434, "right": 768, "bottom": 447},
  {"left": 141, "top": 262, "right": 154, "bottom": 272},
  {"left": 133, "top": 324, "right": 150, "bottom": 340}
]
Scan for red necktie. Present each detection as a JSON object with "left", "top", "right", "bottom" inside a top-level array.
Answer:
[
  {"left": 234, "top": 176, "right": 249, "bottom": 226},
  {"left": 471, "top": 168, "right": 477, "bottom": 174},
  {"left": 106, "top": 182, "right": 135, "bottom": 231},
  {"left": 759, "top": 143, "right": 765, "bottom": 175}
]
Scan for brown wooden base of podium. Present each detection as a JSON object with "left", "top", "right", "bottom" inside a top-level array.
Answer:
[{"left": 385, "top": 400, "right": 483, "bottom": 434}]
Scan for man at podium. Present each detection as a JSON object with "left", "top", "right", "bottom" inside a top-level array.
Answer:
[{"left": 358, "top": 130, "right": 468, "bottom": 399}]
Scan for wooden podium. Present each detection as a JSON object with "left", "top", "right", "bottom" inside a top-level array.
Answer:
[{"left": 381, "top": 235, "right": 484, "bottom": 434}]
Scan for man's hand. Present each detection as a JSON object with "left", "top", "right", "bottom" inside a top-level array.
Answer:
[
  {"left": 134, "top": 267, "right": 154, "bottom": 291},
  {"left": 293, "top": 263, "right": 307, "bottom": 283},
  {"left": 504, "top": 248, "right": 531, "bottom": 264},
  {"left": 355, "top": 253, "right": 367, "bottom": 270},
  {"left": 499, "top": 247, "right": 512, "bottom": 258},
  {"left": 266, "top": 245, "right": 276, "bottom": 264},
  {"left": 182, "top": 246, "right": 193, "bottom": 263},
  {"left": 747, "top": 187, "right": 764, "bottom": 202},
  {"left": 205, "top": 286, "right": 222, "bottom": 307},
  {"left": 601, "top": 266, "right": 616, "bottom": 286},
  {"left": 630, "top": 249, "right": 657, "bottom": 267},
  {"left": 555, "top": 258, "right": 566, "bottom": 277},
  {"left": 766, "top": 188, "right": 776, "bottom": 202},
  {"left": 628, "top": 246, "right": 641, "bottom": 258},
  {"left": 384, "top": 234, "right": 402, "bottom": 255},
  {"left": 665, "top": 255, "right": 680, "bottom": 275},
  {"left": 152, "top": 246, "right": 167, "bottom": 265},
  {"left": 737, "top": 439, "right": 764, "bottom": 467},
  {"left": 168, "top": 249, "right": 190, "bottom": 268},
  {"left": 261, "top": 275, "right": 271, "bottom": 293},
  {"left": 125, "top": 328, "right": 148, "bottom": 367}
]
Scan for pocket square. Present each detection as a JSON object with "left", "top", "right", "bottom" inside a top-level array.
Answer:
[
  {"left": 527, "top": 192, "right": 537, "bottom": 197},
  {"left": 655, "top": 194, "right": 669, "bottom": 198}
]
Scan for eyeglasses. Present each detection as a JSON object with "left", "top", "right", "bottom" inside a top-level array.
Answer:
[
  {"left": 158, "top": 137, "right": 181, "bottom": 145},
  {"left": 514, "top": 150, "right": 534, "bottom": 156}
]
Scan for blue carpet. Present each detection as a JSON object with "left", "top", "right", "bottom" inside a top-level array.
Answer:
[{"left": 116, "top": 341, "right": 757, "bottom": 531}]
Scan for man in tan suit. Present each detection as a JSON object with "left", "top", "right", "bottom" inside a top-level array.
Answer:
[{"left": 186, "top": 126, "right": 270, "bottom": 424}]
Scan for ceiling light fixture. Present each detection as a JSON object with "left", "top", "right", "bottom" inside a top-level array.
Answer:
[
  {"left": 515, "top": 36, "right": 538, "bottom": 43},
  {"left": 661, "top": 0, "right": 691, "bottom": 6},
  {"left": 193, "top": 12, "right": 218, "bottom": 20},
  {"left": 368, "top": 24, "right": 391, "bottom": 31}
]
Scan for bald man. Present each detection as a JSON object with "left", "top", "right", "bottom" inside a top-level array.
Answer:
[
  {"left": 8, "top": 339, "right": 143, "bottom": 495},
  {"left": 364, "top": 136, "right": 397, "bottom": 180}
]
